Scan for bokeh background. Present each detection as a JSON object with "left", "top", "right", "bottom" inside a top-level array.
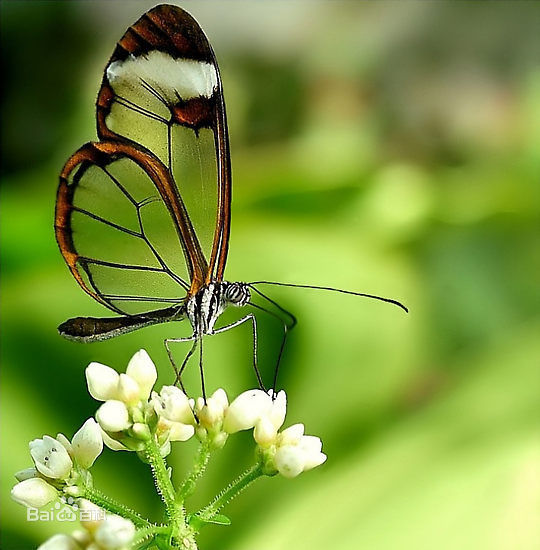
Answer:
[{"left": 2, "top": 2, "right": 539, "bottom": 549}]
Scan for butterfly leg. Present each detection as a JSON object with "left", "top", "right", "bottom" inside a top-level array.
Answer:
[
  {"left": 164, "top": 335, "right": 197, "bottom": 393},
  {"left": 213, "top": 314, "right": 266, "bottom": 391}
]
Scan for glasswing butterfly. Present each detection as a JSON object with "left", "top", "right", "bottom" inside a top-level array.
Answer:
[{"left": 55, "top": 4, "right": 407, "bottom": 397}]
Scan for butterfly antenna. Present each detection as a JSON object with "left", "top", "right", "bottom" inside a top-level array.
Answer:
[{"left": 248, "top": 281, "right": 408, "bottom": 313}]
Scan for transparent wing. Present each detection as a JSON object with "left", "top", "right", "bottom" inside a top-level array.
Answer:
[
  {"left": 96, "top": 4, "right": 231, "bottom": 288},
  {"left": 55, "top": 141, "right": 197, "bottom": 315}
]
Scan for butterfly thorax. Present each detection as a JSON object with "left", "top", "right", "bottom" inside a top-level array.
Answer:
[{"left": 187, "top": 282, "right": 250, "bottom": 336}]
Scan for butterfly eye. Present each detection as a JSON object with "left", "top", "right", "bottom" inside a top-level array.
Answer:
[{"left": 224, "top": 283, "right": 250, "bottom": 306}]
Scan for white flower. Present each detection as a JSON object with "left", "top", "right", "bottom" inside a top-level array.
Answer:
[
  {"left": 37, "top": 533, "right": 83, "bottom": 550},
  {"left": 30, "top": 436, "right": 73, "bottom": 479},
  {"left": 11, "top": 478, "right": 57, "bottom": 508},
  {"left": 223, "top": 389, "right": 272, "bottom": 433},
  {"left": 94, "top": 515, "right": 135, "bottom": 549},
  {"left": 71, "top": 419, "right": 103, "bottom": 469},
  {"left": 125, "top": 349, "right": 157, "bottom": 401},
  {"left": 152, "top": 385, "right": 194, "bottom": 424},
  {"left": 272, "top": 425, "right": 326, "bottom": 478},
  {"left": 195, "top": 388, "right": 229, "bottom": 429},
  {"left": 96, "top": 400, "right": 132, "bottom": 432},
  {"left": 86, "top": 362, "right": 120, "bottom": 401}
]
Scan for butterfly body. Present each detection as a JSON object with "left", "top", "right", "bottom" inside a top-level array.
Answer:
[{"left": 186, "top": 282, "right": 250, "bottom": 336}]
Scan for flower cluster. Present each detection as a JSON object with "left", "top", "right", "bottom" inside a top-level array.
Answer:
[
  {"left": 224, "top": 389, "right": 327, "bottom": 478},
  {"left": 88, "top": 351, "right": 326, "bottom": 478},
  {"left": 87, "top": 350, "right": 195, "bottom": 456},
  {"left": 38, "top": 500, "right": 135, "bottom": 550},
  {"left": 12, "top": 349, "right": 327, "bottom": 550},
  {"left": 11, "top": 419, "right": 103, "bottom": 508}
]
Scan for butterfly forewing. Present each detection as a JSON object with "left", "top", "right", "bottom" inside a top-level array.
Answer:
[{"left": 96, "top": 4, "right": 231, "bottom": 287}]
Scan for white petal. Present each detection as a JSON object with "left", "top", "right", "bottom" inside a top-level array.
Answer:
[
  {"left": 11, "top": 478, "right": 57, "bottom": 508},
  {"left": 279, "top": 423, "right": 305, "bottom": 446},
  {"left": 94, "top": 515, "right": 135, "bottom": 549},
  {"left": 153, "top": 385, "right": 194, "bottom": 424},
  {"left": 117, "top": 374, "right": 141, "bottom": 405},
  {"left": 168, "top": 422, "right": 195, "bottom": 442},
  {"left": 274, "top": 445, "right": 305, "bottom": 478},
  {"left": 299, "top": 435, "right": 323, "bottom": 455},
  {"left": 125, "top": 349, "right": 156, "bottom": 400},
  {"left": 100, "top": 429, "right": 129, "bottom": 452},
  {"left": 37, "top": 534, "right": 82, "bottom": 550},
  {"left": 86, "top": 362, "right": 120, "bottom": 401},
  {"left": 303, "top": 451, "right": 327, "bottom": 472},
  {"left": 71, "top": 418, "right": 103, "bottom": 469},
  {"left": 223, "top": 389, "right": 272, "bottom": 433},
  {"left": 254, "top": 417, "right": 278, "bottom": 447},
  {"left": 96, "top": 401, "right": 132, "bottom": 432},
  {"left": 30, "top": 436, "right": 73, "bottom": 479},
  {"left": 14, "top": 467, "right": 39, "bottom": 482},
  {"left": 56, "top": 433, "right": 73, "bottom": 455},
  {"left": 268, "top": 390, "right": 287, "bottom": 430}
]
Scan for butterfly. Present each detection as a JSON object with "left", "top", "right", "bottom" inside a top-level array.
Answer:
[{"left": 55, "top": 4, "right": 407, "bottom": 397}]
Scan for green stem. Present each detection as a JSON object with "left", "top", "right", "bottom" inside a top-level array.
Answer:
[
  {"left": 197, "top": 463, "right": 263, "bottom": 522},
  {"left": 145, "top": 437, "right": 196, "bottom": 547},
  {"left": 132, "top": 525, "right": 171, "bottom": 547},
  {"left": 83, "top": 485, "right": 151, "bottom": 528},
  {"left": 177, "top": 441, "right": 211, "bottom": 503},
  {"left": 145, "top": 436, "right": 178, "bottom": 517}
]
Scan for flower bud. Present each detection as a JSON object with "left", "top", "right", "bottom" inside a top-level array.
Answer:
[
  {"left": 96, "top": 401, "right": 131, "bottom": 432},
  {"left": 86, "top": 363, "right": 120, "bottom": 401},
  {"left": 71, "top": 419, "right": 103, "bottom": 469},
  {"left": 11, "top": 478, "right": 57, "bottom": 508},
  {"left": 125, "top": 349, "right": 156, "bottom": 401}
]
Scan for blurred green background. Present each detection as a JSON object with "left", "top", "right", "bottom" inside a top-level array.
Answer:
[{"left": 2, "top": 1, "right": 539, "bottom": 549}]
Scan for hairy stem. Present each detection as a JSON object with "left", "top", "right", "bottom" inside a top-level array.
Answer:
[
  {"left": 83, "top": 485, "right": 151, "bottom": 528},
  {"left": 196, "top": 463, "right": 263, "bottom": 523},
  {"left": 177, "top": 441, "right": 211, "bottom": 503}
]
